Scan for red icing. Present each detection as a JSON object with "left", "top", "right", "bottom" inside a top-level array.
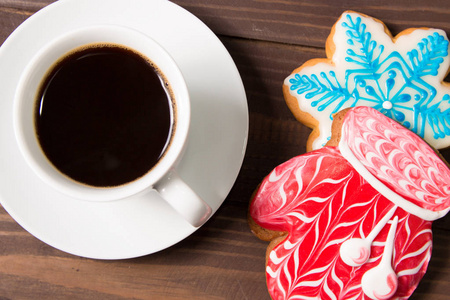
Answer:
[
  {"left": 249, "top": 108, "right": 450, "bottom": 299},
  {"left": 251, "top": 147, "right": 432, "bottom": 299},
  {"left": 354, "top": 247, "right": 370, "bottom": 265},
  {"left": 374, "top": 273, "right": 398, "bottom": 300}
]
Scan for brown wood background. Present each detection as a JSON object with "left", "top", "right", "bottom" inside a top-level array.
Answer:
[{"left": 0, "top": 0, "right": 449, "bottom": 299}]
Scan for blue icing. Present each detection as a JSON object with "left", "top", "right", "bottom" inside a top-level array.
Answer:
[{"left": 289, "top": 13, "right": 450, "bottom": 142}]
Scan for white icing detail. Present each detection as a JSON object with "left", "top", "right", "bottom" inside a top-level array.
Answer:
[
  {"left": 339, "top": 139, "right": 450, "bottom": 220},
  {"left": 278, "top": 182, "right": 288, "bottom": 209},
  {"left": 284, "top": 262, "right": 293, "bottom": 293},
  {"left": 306, "top": 196, "right": 336, "bottom": 203},
  {"left": 283, "top": 239, "right": 299, "bottom": 251},
  {"left": 382, "top": 101, "right": 393, "bottom": 110},
  {"left": 269, "top": 168, "right": 291, "bottom": 182},
  {"left": 266, "top": 265, "right": 277, "bottom": 278},
  {"left": 289, "top": 296, "right": 320, "bottom": 300},
  {"left": 396, "top": 250, "right": 431, "bottom": 277},
  {"left": 335, "top": 219, "right": 363, "bottom": 229},
  {"left": 361, "top": 216, "right": 399, "bottom": 299},
  {"left": 345, "top": 295, "right": 362, "bottom": 300},
  {"left": 325, "top": 236, "right": 354, "bottom": 250},
  {"left": 331, "top": 264, "right": 345, "bottom": 291},
  {"left": 397, "top": 240, "right": 431, "bottom": 262},
  {"left": 294, "top": 166, "right": 304, "bottom": 196},
  {"left": 295, "top": 277, "right": 325, "bottom": 287},
  {"left": 324, "top": 279, "right": 338, "bottom": 300},
  {"left": 340, "top": 206, "right": 397, "bottom": 267},
  {"left": 286, "top": 212, "right": 317, "bottom": 223},
  {"left": 302, "top": 262, "right": 335, "bottom": 277},
  {"left": 269, "top": 249, "right": 286, "bottom": 264}
]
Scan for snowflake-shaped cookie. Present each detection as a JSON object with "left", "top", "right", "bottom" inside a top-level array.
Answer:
[{"left": 283, "top": 11, "right": 450, "bottom": 151}]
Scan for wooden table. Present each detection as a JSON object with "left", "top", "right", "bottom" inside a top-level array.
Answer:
[{"left": 0, "top": 1, "right": 449, "bottom": 299}]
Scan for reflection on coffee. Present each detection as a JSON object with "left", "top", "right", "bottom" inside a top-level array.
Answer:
[{"left": 35, "top": 44, "right": 175, "bottom": 187}]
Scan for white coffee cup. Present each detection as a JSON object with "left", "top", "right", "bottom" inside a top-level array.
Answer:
[{"left": 13, "top": 25, "right": 212, "bottom": 227}]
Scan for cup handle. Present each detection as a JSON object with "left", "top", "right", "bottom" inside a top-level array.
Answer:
[{"left": 155, "top": 170, "right": 212, "bottom": 227}]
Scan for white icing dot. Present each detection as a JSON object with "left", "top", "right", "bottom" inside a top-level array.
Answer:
[{"left": 382, "top": 101, "right": 393, "bottom": 110}]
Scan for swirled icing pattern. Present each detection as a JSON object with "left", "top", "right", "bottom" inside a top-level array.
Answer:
[
  {"left": 341, "top": 106, "right": 450, "bottom": 214},
  {"left": 284, "top": 11, "right": 450, "bottom": 150},
  {"left": 249, "top": 107, "right": 450, "bottom": 299}
]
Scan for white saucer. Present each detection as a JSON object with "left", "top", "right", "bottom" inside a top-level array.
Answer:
[{"left": 0, "top": 0, "right": 248, "bottom": 259}]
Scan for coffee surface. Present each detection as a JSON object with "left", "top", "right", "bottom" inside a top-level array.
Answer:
[{"left": 35, "top": 44, "right": 174, "bottom": 187}]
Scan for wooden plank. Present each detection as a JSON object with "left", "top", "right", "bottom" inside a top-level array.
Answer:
[
  {"left": 2, "top": 0, "right": 450, "bottom": 48},
  {"left": 0, "top": 8, "right": 30, "bottom": 42},
  {"left": 411, "top": 227, "right": 450, "bottom": 299},
  {"left": 0, "top": 204, "right": 448, "bottom": 299},
  {"left": 0, "top": 0, "right": 53, "bottom": 12},
  {"left": 0, "top": 204, "right": 271, "bottom": 299},
  {"left": 172, "top": 0, "right": 450, "bottom": 47}
]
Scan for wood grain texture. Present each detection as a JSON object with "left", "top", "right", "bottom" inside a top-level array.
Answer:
[
  {"left": 172, "top": 0, "right": 450, "bottom": 47},
  {"left": 0, "top": 0, "right": 449, "bottom": 299}
]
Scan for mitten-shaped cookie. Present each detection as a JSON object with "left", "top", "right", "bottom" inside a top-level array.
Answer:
[{"left": 249, "top": 106, "right": 450, "bottom": 299}]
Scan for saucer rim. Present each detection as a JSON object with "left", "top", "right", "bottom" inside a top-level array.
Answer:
[{"left": 0, "top": 0, "right": 248, "bottom": 259}]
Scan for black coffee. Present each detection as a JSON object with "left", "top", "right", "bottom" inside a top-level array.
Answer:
[{"left": 35, "top": 44, "right": 175, "bottom": 187}]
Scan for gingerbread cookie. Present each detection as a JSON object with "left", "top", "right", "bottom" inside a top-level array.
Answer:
[
  {"left": 283, "top": 11, "right": 450, "bottom": 151},
  {"left": 249, "top": 106, "right": 450, "bottom": 299}
]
